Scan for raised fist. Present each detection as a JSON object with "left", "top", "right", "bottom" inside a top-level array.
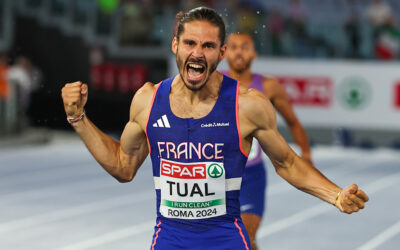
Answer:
[{"left": 61, "top": 81, "right": 88, "bottom": 119}]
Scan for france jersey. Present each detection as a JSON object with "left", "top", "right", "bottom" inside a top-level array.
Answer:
[
  {"left": 220, "top": 71, "right": 264, "bottom": 167},
  {"left": 145, "top": 75, "right": 250, "bottom": 249},
  {"left": 221, "top": 71, "right": 268, "bottom": 218}
]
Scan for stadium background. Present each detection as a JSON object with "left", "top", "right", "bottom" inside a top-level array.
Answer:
[{"left": 0, "top": 1, "right": 399, "bottom": 250}]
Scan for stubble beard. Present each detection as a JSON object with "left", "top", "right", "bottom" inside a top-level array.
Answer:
[{"left": 176, "top": 51, "right": 220, "bottom": 92}]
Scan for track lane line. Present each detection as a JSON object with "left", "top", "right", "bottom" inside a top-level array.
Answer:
[{"left": 257, "top": 171, "right": 400, "bottom": 239}]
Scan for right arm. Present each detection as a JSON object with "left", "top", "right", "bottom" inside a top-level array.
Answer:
[{"left": 61, "top": 81, "right": 156, "bottom": 182}]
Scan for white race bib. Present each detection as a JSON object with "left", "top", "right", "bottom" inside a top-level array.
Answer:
[{"left": 159, "top": 159, "right": 226, "bottom": 220}]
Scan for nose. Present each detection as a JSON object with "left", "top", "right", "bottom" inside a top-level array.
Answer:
[{"left": 192, "top": 44, "right": 204, "bottom": 58}]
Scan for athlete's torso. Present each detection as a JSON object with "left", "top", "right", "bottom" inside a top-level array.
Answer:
[
  {"left": 221, "top": 71, "right": 264, "bottom": 167},
  {"left": 146, "top": 75, "right": 248, "bottom": 229}
]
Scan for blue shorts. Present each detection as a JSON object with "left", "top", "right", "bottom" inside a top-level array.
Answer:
[
  {"left": 150, "top": 218, "right": 250, "bottom": 250},
  {"left": 239, "top": 162, "right": 267, "bottom": 218}
]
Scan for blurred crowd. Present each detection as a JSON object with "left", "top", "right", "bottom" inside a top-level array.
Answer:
[
  {"left": 0, "top": 52, "right": 42, "bottom": 134},
  {"left": 113, "top": 0, "right": 400, "bottom": 60},
  {"left": 7, "top": 0, "right": 398, "bottom": 60}
]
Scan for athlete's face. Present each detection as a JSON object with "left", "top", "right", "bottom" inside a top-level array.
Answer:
[
  {"left": 172, "top": 21, "right": 226, "bottom": 91},
  {"left": 225, "top": 34, "right": 256, "bottom": 74}
]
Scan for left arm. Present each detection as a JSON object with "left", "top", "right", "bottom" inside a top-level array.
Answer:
[{"left": 239, "top": 88, "right": 369, "bottom": 213}]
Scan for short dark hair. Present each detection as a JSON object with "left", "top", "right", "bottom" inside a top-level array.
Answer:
[{"left": 175, "top": 7, "right": 226, "bottom": 46}]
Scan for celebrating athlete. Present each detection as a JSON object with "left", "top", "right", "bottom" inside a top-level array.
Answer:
[{"left": 61, "top": 7, "right": 368, "bottom": 250}]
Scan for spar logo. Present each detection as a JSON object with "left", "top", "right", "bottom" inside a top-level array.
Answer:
[
  {"left": 207, "top": 164, "right": 223, "bottom": 178},
  {"left": 161, "top": 160, "right": 206, "bottom": 179}
]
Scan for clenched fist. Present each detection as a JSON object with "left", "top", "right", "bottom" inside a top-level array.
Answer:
[
  {"left": 61, "top": 81, "right": 88, "bottom": 119},
  {"left": 335, "top": 184, "right": 369, "bottom": 214}
]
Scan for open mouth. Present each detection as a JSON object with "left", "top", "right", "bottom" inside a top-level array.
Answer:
[{"left": 186, "top": 63, "right": 206, "bottom": 83}]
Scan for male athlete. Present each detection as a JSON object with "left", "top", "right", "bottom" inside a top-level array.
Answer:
[
  {"left": 223, "top": 32, "right": 312, "bottom": 250},
  {"left": 61, "top": 7, "right": 368, "bottom": 250}
]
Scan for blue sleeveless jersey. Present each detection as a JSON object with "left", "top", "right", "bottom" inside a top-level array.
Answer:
[
  {"left": 221, "top": 71, "right": 264, "bottom": 168},
  {"left": 146, "top": 75, "right": 248, "bottom": 230}
]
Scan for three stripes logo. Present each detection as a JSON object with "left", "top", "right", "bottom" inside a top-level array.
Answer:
[{"left": 153, "top": 115, "right": 171, "bottom": 128}]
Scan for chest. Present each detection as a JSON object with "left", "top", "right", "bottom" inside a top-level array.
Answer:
[
  {"left": 147, "top": 98, "right": 238, "bottom": 162},
  {"left": 169, "top": 95, "right": 218, "bottom": 119}
]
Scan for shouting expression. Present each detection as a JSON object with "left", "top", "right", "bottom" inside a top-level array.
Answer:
[{"left": 172, "top": 21, "right": 225, "bottom": 91}]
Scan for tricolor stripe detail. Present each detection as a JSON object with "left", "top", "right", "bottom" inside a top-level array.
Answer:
[
  {"left": 151, "top": 220, "right": 162, "bottom": 250},
  {"left": 236, "top": 81, "right": 248, "bottom": 157},
  {"left": 153, "top": 177, "right": 241, "bottom": 191},
  {"left": 145, "top": 82, "right": 162, "bottom": 154},
  {"left": 234, "top": 218, "right": 250, "bottom": 250}
]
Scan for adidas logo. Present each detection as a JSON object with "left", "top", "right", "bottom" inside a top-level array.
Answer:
[{"left": 153, "top": 115, "right": 171, "bottom": 128}]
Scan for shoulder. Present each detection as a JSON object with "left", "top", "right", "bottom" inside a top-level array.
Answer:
[
  {"left": 238, "top": 85, "right": 276, "bottom": 129},
  {"left": 238, "top": 84, "right": 265, "bottom": 102},
  {"left": 135, "top": 82, "right": 159, "bottom": 99},
  {"left": 129, "top": 82, "right": 160, "bottom": 121}
]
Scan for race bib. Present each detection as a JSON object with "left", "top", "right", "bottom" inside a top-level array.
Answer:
[{"left": 159, "top": 159, "right": 226, "bottom": 220}]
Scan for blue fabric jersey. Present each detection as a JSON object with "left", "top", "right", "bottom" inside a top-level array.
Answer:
[
  {"left": 221, "top": 71, "right": 268, "bottom": 218},
  {"left": 146, "top": 75, "right": 250, "bottom": 249}
]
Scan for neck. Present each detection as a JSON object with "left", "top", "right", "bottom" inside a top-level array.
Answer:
[
  {"left": 173, "top": 71, "right": 223, "bottom": 105},
  {"left": 228, "top": 68, "right": 252, "bottom": 88}
]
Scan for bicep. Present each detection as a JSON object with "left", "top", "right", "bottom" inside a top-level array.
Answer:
[
  {"left": 120, "top": 120, "right": 149, "bottom": 164},
  {"left": 118, "top": 84, "right": 154, "bottom": 170}
]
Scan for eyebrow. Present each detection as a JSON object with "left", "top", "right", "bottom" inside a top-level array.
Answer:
[
  {"left": 182, "top": 39, "right": 218, "bottom": 47},
  {"left": 182, "top": 39, "right": 195, "bottom": 44},
  {"left": 203, "top": 42, "right": 217, "bottom": 48}
]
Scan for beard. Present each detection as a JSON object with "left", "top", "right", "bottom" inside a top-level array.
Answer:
[{"left": 176, "top": 50, "right": 220, "bottom": 92}]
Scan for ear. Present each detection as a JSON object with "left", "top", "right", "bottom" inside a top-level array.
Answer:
[
  {"left": 171, "top": 37, "right": 178, "bottom": 54},
  {"left": 219, "top": 44, "right": 227, "bottom": 60}
]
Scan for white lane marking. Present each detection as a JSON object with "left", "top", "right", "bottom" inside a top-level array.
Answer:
[
  {"left": 357, "top": 219, "right": 400, "bottom": 250},
  {"left": 258, "top": 203, "right": 328, "bottom": 238},
  {"left": 0, "top": 159, "right": 153, "bottom": 203},
  {"left": 0, "top": 157, "right": 94, "bottom": 178},
  {"left": 257, "top": 172, "right": 400, "bottom": 239},
  {"left": 0, "top": 176, "right": 116, "bottom": 204},
  {"left": 0, "top": 163, "right": 99, "bottom": 189},
  {"left": 0, "top": 190, "right": 154, "bottom": 233},
  {"left": 56, "top": 220, "right": 155, "bottom": 250}
]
